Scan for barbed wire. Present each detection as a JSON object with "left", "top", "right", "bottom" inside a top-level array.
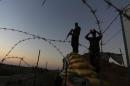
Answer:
[
  {"left": 102, "top": 0, "right": 130, "bottom": 46},
  {"left": 47, "top": 40, "right": 65, "bottom": 58},
  {"left": 81, "top": 0, "right": 104, "bottom": 52},
  {"left": 1, "top": 56, "right": 22, "bottom": 62},
  {"left": 41, "top": 0, "right": 47, "bottom": 7},
  {"left": 46, "top": 39, "right": 88, "bottom": 49},
  {"left": 0, "top": 27, "right": 88, "bottom": 49},
  {"left": 5, "top": 37, "right": 88, "bottom": 61},
  {"left": 21, "top": 58, "right": 31, "bottom": 67},
  {"left": 4, "top": 37, "right": 65, "bottom": 59},
  {"left": 0, "top": 27, "right": 38, "bottom": 37},
  {"left": 102, "top": 14, "right": 119, "bottom": 34},
  {"left": 81, "top": 0, "right": 130, "bottom": 51},
  {"left": 103, "top": 29, "right": 122, "bottom": 45},
  {"left": 1, "top": 56, "right": 30, "bottom": 67},
  {"left": 81, "top": 0, "right": 101, "bottom": 31},
  {"left": 0, "top": 27, "right": 88, "bottom": 59},
  {"left": 123, "top": 4, "right": 130, "bottom": 11},
  {"left": 5, "top": 37, "right": 36, "bottom": 57},
  {"left": 104, "top": 0, "right": 130, "bottom": 21}
]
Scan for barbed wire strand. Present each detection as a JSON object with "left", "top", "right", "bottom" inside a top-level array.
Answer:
[
  {"left": 81, "top": 0, "right": 103, "bottom": 54},
  {"left": 81, "top": 0, "right": 101, "bottom": 31},
  {"left": 104, "top": 0, "right": 130, "bottom": 21},
  {"left": 5, "top": 37, "right": 36, "bottom": 57},
  {"left": 102, "top": 14, "right": 119, "bottom": 34},
  {"left": 4, "top": 37, "right": 65, "bottom": 59},
  {"left": 1, "top": 56, "right": 30, "bottom": 67},
  {"left": 3, "top": 37, "right": 88, "bottom": 68},
  {"left": 41, "top": 0, "right": 47, "bottom": 7},
  {"left": 103, "top": 29, "right": 122, "bottom": 45},
  {"left": 0, "top": 27, "right": 88, "bottom": 49}
]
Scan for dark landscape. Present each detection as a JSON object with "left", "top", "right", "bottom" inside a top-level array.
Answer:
[{"left": 0, "top": 53, "right": 129, "bottom": 86}]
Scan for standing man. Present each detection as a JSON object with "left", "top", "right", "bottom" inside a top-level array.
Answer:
[
  {"left": 85, "top": 29, "right": 102, "bottom": 73},
  {"left": 66, "top": 22, "right": 81, "bottom": 53}
]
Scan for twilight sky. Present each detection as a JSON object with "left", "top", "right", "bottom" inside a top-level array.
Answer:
[{"left": 0, "top": 0, "right": 129, "bottom": 69}]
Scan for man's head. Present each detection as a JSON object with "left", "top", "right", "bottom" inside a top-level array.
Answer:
[
  {"left": 75, "top": 22, "right": 79, "bottom": 27},
  {"left": 90, "top": 29, "right": 96, "bottom": 37}
]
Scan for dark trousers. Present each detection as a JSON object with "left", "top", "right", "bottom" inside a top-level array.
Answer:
[
  {"left": 90, "top": 51, "right": 100, "bottom": 73},
  {"left": 71, "top": 40, "right": 79, "bottom": 53}
]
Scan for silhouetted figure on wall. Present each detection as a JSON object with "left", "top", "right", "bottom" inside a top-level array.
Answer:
[
  {"left": 66, "top": 22, "right": 81, "bottom": 53},
  {"left": 85, "top": 29, "right": 102, "bottom": 73}
]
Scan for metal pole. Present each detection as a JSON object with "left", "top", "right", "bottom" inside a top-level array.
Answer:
[
  {"left": 104, "top": 0, "right": 130, "bottom": 78},
  {"left": 45, "top": 61, "right": 48, "bottom": 70},
  {"left": 104, "top": 0, "right": 130, "bottom": 20},
  {"left": 33, "top": 50, "right": 41, "bottom": 86},
  {"left": 36, "top": 50, "right": 41, "bottom": 67},
  {"left": 65, "top": 58, "right": 68, "bottom": 86},
  {"left": 119, "top": 12, "right": 130, "bottom": 79},
  {"left": 119, "top": 48, "right": 125, "bottom": 66},
  {"left": 19, "top": 59, "right": 22, "bottom": 67},
  {"left": 119, "top": 13, "right": 130, "bottom": 66}
]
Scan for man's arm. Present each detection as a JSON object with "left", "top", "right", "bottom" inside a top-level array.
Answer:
[
  {"left": 85, "top": 32, "right": 91, "bottom": 40},
  {"left": 66, "top": 29, "right": 73, "bottom": 40},
  {"left": 96, "top": 31, "right": 102, "bottom": 39}
]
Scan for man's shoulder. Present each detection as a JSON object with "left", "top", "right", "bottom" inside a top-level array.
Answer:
[{"left": 75, "top": 27, "right": 81, "bottom": 31}]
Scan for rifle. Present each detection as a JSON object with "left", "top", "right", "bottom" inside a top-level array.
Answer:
[{"left": 66, "top": 29, "right": 73, "bottom": 40}]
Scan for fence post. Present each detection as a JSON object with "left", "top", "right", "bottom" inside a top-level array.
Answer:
[{"left": 33, "top": 50, "right": 41, "bottom": 86}]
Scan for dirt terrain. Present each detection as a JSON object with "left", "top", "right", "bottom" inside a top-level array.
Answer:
[
  {"left": 0, "top": 55, "right": 130, "bottom": 86},
  {"left": 0, "top": 63, "right": 58, "bottom": 86}
]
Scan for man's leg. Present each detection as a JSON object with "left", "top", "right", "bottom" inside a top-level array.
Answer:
[
  {"left": 90, "top": 53, "right": 96, "bottom": 68},
  {"left": 72, "top": 40, "right": 78, "bottom": 53},
  {"left": 90, "top": 52, "right": 100, "bottom": 73},
  {"left": 75, "top": 43, "right": 79, "bottom": 53},
  {"left": 71, "top": 41, "right": 75, "bottom": 53},
  {"left": 95, "top": 53, "right": 100, "bottom": 73}
]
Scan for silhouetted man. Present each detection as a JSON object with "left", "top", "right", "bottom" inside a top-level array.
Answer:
[
  {"left": 66, "top": 22, "right": 81, "bottom": 53},
  {"left": 85, "top": 29, "right": 102, "bottom": 73}
]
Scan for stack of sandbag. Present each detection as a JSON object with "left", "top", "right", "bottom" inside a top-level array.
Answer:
[{"left": 63, "top": 52, "right": 109, "bottom": 86}]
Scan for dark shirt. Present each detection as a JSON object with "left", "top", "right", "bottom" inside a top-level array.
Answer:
[
  {"left": 87, "top": 36, "right": 102, "bottom": 53},
  {"left": 72, "top": 26, "right": 81, "bottom": 41}
]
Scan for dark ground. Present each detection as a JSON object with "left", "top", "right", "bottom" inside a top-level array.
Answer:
[
  {"left": 0, "top": 63, "right": 58, "bottom": 86},
  {"left": 0, "top": 56, "right": 130, "bottom": 86},
  {"left": 83, "top": 53, "right": 130, "bottom": 86}
]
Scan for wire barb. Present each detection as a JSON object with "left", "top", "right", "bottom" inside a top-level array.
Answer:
[
  {"left": 104, "top": 0, "right": 130, "bottom": 21},
  {"left": 103, "top": 14, "right": 119, "bottom": 34},
  {"left": 41, "top": 0, "right": 47, "bottom": 7},
  {"left": 81, "top": 0, "right": 101, "bottom": 31}
]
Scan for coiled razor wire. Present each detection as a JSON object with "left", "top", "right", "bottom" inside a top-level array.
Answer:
[
  {"left": 1, "top": 56, "right": 30, "bottom": 67},
  {"left": 81, "top": 0, "right": 101, "bottom": 31},
  {"left": 0, "top": 27, "right": 66, "bottom": 58},
  {"left": 5, "top": 37, "right": 36, "bottom": 57},
  {"left": 4, "top": 37, "right": 88, "bottom": 59},
  {"left": 0, "top": 27, "right": 88, "bottom": 49},
  {"left": 81, "top": 0, "right": 103, "bottom": 52},
  {"left": 102, "top": 14, "right": 119, "bottom": 34},
  {"left": 123, "top": 4, "right": 130, "bottom": 12},
  {"left": 41, "top": 0, "right": 47, "bottom": 7},
  {"left": 104, "top": 0, "right": 130, "bottom": 21},
  {"left": 4, "top": 37, "right": 65, "bottom": 59},
  {"left": 81, "top": 0, "right": 130, "bottom": 48},
  {"left": 0, "top": 27, "right": 88, "bottom": 58},
  {"left": 103, "top": 29, "right": 122, "bottom": 45}
]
